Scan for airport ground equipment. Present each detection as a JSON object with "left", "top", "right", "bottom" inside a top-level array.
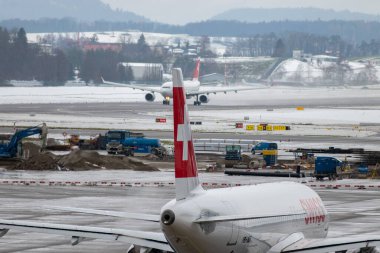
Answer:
[
  {"left": 105, "top": 130, "right": 161, "bottom": 156},
  {"left": 224, "top": 145, "right": 242, "bottom": 168},
  {"left": 69, "top": 134, "right": 107, "bottom": 150},
  {"left": 314, "top": 156, "right": 342, "bottom": 180},
  {"left": 225, "top": 169, "right": 305, "bottom": 178},
  {"left": 290, "top": 147, "right": 365, "bottom": 154},
  {"left": 0, "top": 123, "right": 47, "bottom": 158},
  {"left": 251, "top": 142, "right": 278, "bottom": 166}
]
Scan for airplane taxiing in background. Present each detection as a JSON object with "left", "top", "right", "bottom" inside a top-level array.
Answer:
[
  {"left": 103, "top": 59, "right": 266, "bottom": 106},
  {"left": 1, "top": 69, "right": 380, "bottom": 253}
]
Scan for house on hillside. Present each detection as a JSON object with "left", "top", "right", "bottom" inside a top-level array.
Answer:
[{"left": 83, "top": 43, "right": 123, "bottom": 52}]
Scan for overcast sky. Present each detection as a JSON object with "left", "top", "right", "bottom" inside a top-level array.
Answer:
[{"left": 101, "top": 0, "right": 380, "bottom": 24}]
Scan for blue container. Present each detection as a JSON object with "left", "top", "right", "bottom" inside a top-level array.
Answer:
[
  {"left": 123, "top": 138, "right": 160, "bottom": 147},
  {"left": 358, "top": 166, "right": 369, "bottom": 174},
  {"left": 122, "top": 138, "right": 161, "bottom": 154},
  {"left": 252, "top": 142, "right": 278, "bottom": 166},
  {"left": 315, "top": 157, "right": 342, "bottom": 176}
]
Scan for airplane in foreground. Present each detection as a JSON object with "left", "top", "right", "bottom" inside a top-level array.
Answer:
[
  {"left": 103, "top": 58, "right": 266, "bottom": 106},
  {"left": 1, "top": 69, "right": 380, "bottom": 253}
]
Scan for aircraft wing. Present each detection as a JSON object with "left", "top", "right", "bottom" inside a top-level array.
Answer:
[
  {"left": 0, "top": 219, "right": 173, "bottom": 252},
  {"left": 102, "top": 79, "right": 162, "bottom": 93},
  {"left": 277, "top": 235, "right": 380, "bottom": 253},
  {"left": 186, "top": 85, "right": 266, "bottom": 96},
  {"left": 45, "top": 206, "right": 160, "bottom": 222}
]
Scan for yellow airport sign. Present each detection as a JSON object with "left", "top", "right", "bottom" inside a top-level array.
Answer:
[{"left": 246, "top": 125, "right": 255, "bottom": 131}]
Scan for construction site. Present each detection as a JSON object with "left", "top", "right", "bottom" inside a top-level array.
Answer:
[{"left": 1, "top": 118, "right": 380, "bottom": 182}]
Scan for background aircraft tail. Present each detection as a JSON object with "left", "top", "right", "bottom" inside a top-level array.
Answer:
[
  {"left": 192, "top": 58, "right": 201, "bottom": 82},
  {"left": 172, "top": 68, "right": 201, "bottom": 200}
]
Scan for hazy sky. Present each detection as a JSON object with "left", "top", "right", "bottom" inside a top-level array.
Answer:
[{"left": 102, "top": 0, "right": 380, "bottom": 24}]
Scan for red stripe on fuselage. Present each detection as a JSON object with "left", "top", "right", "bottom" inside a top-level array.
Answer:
[{"left": 173, "top": 86, "right": 198, "bottom": 178}]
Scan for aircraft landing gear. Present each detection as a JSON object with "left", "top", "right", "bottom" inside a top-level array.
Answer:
[
  {"left": 193, "top": 95, "right": 202, "bottom": 106},
  {"left": 163, "top": 96, "right": 171, "bottom": 105}
]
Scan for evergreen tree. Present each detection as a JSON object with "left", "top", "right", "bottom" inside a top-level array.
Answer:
[
  {"left": 273, "top": 39, "right": 286, "bottom": 57},
  {"left": 11, "top": 28, "right": 29, "bottom": 78},
  {"left": 55, "top": 49, "right": 71, "bottom": 83},
  {"left": 137, "top": 33, "right": 146, "bottom": 47},
  {"left": 0, "top": 28, "right": 10, "bottom": 82}
]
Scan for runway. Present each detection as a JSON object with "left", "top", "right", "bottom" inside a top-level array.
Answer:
[
  {"left": 0, "top": 102, "right": 380, "bottom": 150},
  {"left": 0, "top": 184, "right": 379, "bottom": 252}
]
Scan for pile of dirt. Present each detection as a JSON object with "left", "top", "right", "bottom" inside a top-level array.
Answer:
[
  {"left": 13, "top": 152, "right": 58, "bottom": 170},
  {"left": 11, "top": 150, "right": 158, "bottom": 171},
  {"left": 124, "top": 157, "right": 159, "bottom": 171},
  {"left": 58, "top": 150, "right": 104, "bottom": 170}
]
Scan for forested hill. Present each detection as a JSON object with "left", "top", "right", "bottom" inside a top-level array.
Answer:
[
  {"left": 0, "top": 0, "right": 148, "bottom": 22},
  {"left": 212, "top": 8, "right": 380, "bottom": 23}
]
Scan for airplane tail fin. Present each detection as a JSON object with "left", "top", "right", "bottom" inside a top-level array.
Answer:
[
  {"left": 172, "top": 68, "right": 201, "bottom": 200},
  {"left": 192, "top": 58, "right": 201, "bottom": 82}
]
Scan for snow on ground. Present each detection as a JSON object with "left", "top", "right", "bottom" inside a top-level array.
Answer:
[
  {"left": 0, "top": 111, "right": 374, "bottom": 138},
  {"left": 1, "top": 85, "right": 380, "bottom": 105},
  {"left": 27, "top": 31, "right": 197, "bottom": 47},
  {"left": 191, "top": 108, "right": 380, "bottom": 125},
  {"left": 147, "top": 108, "right": 379, "bottom": 137},
  {"left": 0, "top": 86, "right": 379, "bottom": 138},
  {"left": 204, "top": 57, "right": 274, "bottom": 63},
  {"left": 0, "top": 86, "right": 145, "bottom": 104},
  {"left": 271, "top": 58, "right": 380, "bottom": 84}
]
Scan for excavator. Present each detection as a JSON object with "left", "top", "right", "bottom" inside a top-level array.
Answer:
[{"left": 0, "top": 123, "right": 47, "bottom": 158}]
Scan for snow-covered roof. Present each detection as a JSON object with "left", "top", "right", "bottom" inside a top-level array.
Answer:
[
  {"left": 119, "top": 62, "right": 163, "bottom": 67},
  {"left": 312, "top": 55, "right": 338, "bottom": 59}
]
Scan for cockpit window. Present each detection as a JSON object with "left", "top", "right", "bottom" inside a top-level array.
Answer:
[{"left": 162, "top": 83, "right": 172, "bottom": 88}]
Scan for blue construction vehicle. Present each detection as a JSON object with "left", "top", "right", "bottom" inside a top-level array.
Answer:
[
  {"left": 314, "top": 156, "right": 342, "bottom": 180},
  {"left": 251, "top": 142, "right": 278, "bottom": 166},
  {"left": 0, "top": 123, "right": 47, "bottom": 158},
  {"left": 105, "top": 130, "right": 162, "bottom": 156}
]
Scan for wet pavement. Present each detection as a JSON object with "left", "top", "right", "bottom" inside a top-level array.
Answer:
[{"left": 0, "top": 180, "right": 380, "bottom": 252}]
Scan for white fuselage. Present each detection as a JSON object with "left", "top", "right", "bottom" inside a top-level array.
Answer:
[
  {"left": 160, "top": 80, "right": 200, "bottom": 99},
  {"left": 160, "top": 182, "right": 329, "bottom": 253}
]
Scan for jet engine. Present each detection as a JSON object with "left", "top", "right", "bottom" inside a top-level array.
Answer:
[
  {"left": 199, "top": 95, "right": 210, "bottom": 104},
  {"left": 145, "top": 93, "right": 156, "bottom": 102}
]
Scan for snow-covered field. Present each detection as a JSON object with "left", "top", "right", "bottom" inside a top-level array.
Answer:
[
  {"left": 27, "top": 31, "right": 197, "bottom": 47},
  {"left": 271, "top": 58, "right": 380, "bottom": 84},
  {"left": 1, "top": 85, "right": 380, "bottom": 105}
]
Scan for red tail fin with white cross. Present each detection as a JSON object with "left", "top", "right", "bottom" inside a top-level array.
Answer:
[
  {"left": 192, "top": 58, "right": 201, "bottom": 82},
  {"left": 172, "top": 68, "right": 201, "bottom": 200}
]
